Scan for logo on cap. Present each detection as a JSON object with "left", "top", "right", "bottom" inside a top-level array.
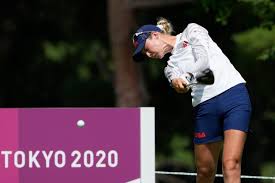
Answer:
[{"left": 133, "top": 39, "right": 138, "bottom": 48}]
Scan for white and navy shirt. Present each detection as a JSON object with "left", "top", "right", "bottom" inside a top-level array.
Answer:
[{"left": 164, "top": 23, "right": 245, "bottom": 107}]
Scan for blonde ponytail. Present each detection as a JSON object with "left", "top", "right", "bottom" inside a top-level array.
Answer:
[{"left": 157, "top": 17, "right": 173, "bottom": 35}]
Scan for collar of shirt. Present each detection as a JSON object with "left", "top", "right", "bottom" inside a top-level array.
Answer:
[{"left": 171, "top": 33, "right": 182, "bottom": 55}]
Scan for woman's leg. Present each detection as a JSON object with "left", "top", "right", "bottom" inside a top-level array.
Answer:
[
  {"left": 222, "top": 129, "right": 247, "bottom": 183},
  {"left": 195, "top": 141, "right": 223, "bottom": 183}
]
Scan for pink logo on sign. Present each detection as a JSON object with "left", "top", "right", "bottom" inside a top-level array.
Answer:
[{"left": 0, "top": 108, "right": 141, "bottom": 183}]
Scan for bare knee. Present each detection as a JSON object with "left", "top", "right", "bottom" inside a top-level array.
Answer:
[
  {"left": 197, "top": 165, "right": 216, "bottom": 178},
  {"left": 223, "top": 158, "right": 241, "bottom": 172}
]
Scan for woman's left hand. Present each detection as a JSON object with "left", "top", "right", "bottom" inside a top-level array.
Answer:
[{"left": 171, "top": 78, "right": 190, "bottom": 93}]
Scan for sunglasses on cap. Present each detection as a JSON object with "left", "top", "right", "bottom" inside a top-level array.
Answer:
[{"left": 132, "top": 31, "right": 153, "bottom": 47}]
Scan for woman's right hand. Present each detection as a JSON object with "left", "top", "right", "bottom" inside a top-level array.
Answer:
[{"left": 171, "top": 78, "right": 189, "bottom": 93}]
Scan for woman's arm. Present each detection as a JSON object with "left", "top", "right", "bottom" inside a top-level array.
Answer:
[
  {"left": 164, "top": 63, "right": 189, "bottom": 93},
  {"left": 185, "top": 23, "right": 211, "bottom": 75},
  {"left": 164, "top": 62, "right": 181, "bottom": 83}
]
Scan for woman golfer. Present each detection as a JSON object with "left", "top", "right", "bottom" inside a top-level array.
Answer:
[{"left": 132, "top": 18, "right": 252, "bottom": 183}]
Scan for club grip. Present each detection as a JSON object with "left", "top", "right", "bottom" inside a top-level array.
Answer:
[{"left": 196, "top": 69, "right": 214, "bottom": 84}]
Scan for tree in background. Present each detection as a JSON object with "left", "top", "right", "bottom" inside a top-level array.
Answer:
[{"left": 108, "top": 0, "right": 148, "bottom": 106}]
